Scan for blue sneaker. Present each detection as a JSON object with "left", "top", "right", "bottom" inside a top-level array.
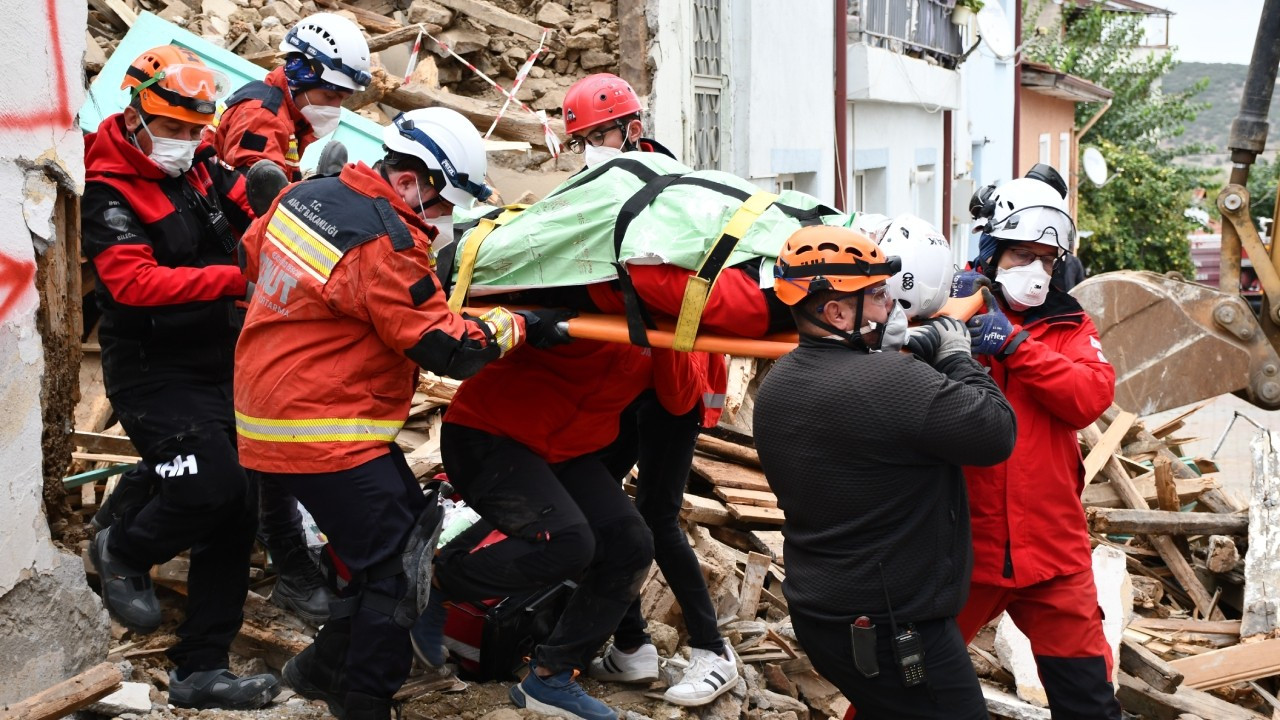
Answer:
[
  {"left": 409, "top": 589, "right": 449, "bottom": 668},
  {"left": 509, "top": 662, "right": 617, "bottom": 720}
]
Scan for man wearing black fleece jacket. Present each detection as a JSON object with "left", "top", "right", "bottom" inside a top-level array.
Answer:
[{"left": 753, "top": 226, "right": 1016, "bottom": 720}]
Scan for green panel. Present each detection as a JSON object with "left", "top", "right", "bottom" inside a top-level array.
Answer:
[{"left": 80, "top": 11, "right": 387, "bottom": 170}]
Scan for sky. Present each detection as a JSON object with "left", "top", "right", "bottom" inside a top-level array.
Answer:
[{"left": 1158, "top": 0, "right": 1266, "bottom": 65}]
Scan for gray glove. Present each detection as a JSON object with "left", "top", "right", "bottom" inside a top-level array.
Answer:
[{"left": 905, "top": 316, "right": 972, "bottom": 365}]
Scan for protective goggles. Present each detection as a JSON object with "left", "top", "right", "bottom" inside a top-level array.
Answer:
[
  {"left": 988, "top": 205, "right": 1076, "bottom": 252},
  {"left": 565, "top": 121, "right": 627, "bottom": 154},
  {"left": 284, "top": 28, "right": 372, "bottom": 88},
  {"left": 1002, "top": 245, "right": 1061, "bottom": 272},
  {"left": 391, "top": 113, "right": 493, "bottom": 202},
  {"left": 126, "top": 63, "right": 230, "bottom": 115}
]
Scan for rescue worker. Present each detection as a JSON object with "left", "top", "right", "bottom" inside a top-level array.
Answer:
[
  {"left": 209, "top": 11, "right": 371, "bottom": 624},
  {"left": 752, "top": 226, "right": 1017, "bottom": 720},
  {"left": 234, "top": 107, "right": 566, "bottom": 720},
  {"left": 954, "top": 176, "right": 1122, "bottom": 720},
  {"left": 552, "top": 72, "right": 740, "bottom": 706},
  {"left": 210, "top": 12, "right": 370, "bottom": 233},
  {"left": 82, "top": 46, "right": 279, "bottom": 709}
]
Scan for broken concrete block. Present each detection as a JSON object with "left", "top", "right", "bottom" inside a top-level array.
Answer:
[
  {"left": 430, "top": 27, "right": 490, "bottom": 57},
  {"left": 570, "top": 17, "right": 600, "bottom": 35},
  {"left": 406, "top": 53, "right": 440, "bottom": 89},
  {"left": 86, "top": 681, "right": 152, "bottom": 715},
  {"left": 994, "top": 614, "right": 1048, "bottom": 708},
  {"left": 566, "top": 32, "right": 604, "bottom": 51},
  {"left": 1206, "top": 535, "right": 1240, "bottom": 573},
  {"left": 578, "top": 49, "right": 614, "bottom": 69},
  {"left": 535, "top": 1, "right": 573, "bottom": 27},
  {"left": 157, "top": 0, "right": 195, "bottom": 25},
  {"left": 260, "top": 0, "right": 301, "bottom": 26},
  {"left": 409, "top": 0, "right": 453, "bottom": 27},
  {"left": 532, "top": 87, "right": 566, "bottom": 112},
  {"left": 590, "top": 1, "right": 613, "bottom": 19},
  {"left": 202, "top": 0, "right": 241, "bottom": 20},
  {"left": 649, "top": 620, "right": 679, "bottom": 656}
]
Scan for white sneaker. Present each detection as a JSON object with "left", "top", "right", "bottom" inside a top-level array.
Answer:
[
  {"left": 588, "top": 642, "right": 660, "bottom": 683},
  {"left": 663, "top": 645, "right": 739, "bottom": 707}
]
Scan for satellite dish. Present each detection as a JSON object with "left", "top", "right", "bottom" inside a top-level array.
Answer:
[
  {"left": 1082, "top": 147, "right": 1109, "bottom": 186},
  {"left": 975, "top": 2, "right": 1016, "bottom": 60}
]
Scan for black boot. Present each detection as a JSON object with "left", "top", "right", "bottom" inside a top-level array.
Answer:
[
  {"left": 283, "top": 621, "right": 350, "bottom": 718},
  {"left": 267, "top": 533, "right": 334, "bottom": 626},
  {"left": 91, "top": 464, "right": 154, "bottom": 532},
  {"left": 343, "top": 692, "right": 396, "bottom": 720}
]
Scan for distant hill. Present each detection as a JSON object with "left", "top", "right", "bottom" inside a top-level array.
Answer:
[{"left": 1162, "top": 61, "right": 1280, "bottom": 162}]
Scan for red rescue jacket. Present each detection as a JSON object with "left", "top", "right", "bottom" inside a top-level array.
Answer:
[{"left": 963, "top": 289, "right": 1115, "bottom": 587}]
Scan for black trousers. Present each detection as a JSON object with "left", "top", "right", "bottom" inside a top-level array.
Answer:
[
  {"left": 790, "top": 612, "right": 989, "bottom": 720},
  {"left": 258, "top": 474, "right": 305, "bottom": 546},
  {"left": 434, "top": 423, "right": 654, "bottom": 674},
  {"left": 602, "top": 391, "right": 724, "bottom": 653},
  {"left": 267, "top": 447, "right": 427, "bottom": 699},
  {"left": 107, "top": 379, "right": 257, "bottom": 672}
]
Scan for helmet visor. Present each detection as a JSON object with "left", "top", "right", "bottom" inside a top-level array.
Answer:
[
  {"left": 285, "top": 28, "right": 373, "bottom": 88},
  {"left": 160, "top": 64, "right": 231, "bottom": 101},
  {"left": 988, "top": 205, "right": 1076, "bottom": 252}
]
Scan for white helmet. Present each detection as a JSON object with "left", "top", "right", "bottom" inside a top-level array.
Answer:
[
  {"left": 384, "top": 108, "right": 492, "bottom": 209},
  {"left": 984, "top": 177, "right": 1075, "bottom": 253},
  {"left": 280, "top": 13, "right": 371, "bottom": 91},
  {"left": 879, "top": 214, "right": 955, "bottom": 319}
]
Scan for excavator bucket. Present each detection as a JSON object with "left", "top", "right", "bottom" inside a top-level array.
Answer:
[{"left": 1072, "top": 271, "right": 1280, "bottom": 414}]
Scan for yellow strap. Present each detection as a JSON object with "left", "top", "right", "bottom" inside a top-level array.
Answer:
[
  {"left": 672, "top": 191, "right": 778, "bottom": 351},
  {"left": 447, "top": 205, "right": 528, "bottom": 313}
]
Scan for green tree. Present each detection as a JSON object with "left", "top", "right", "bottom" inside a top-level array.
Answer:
[{"left": 1023, "top": 1, "right": 1207, "bottom": 276}]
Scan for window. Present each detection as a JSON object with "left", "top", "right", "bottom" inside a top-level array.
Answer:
[
  {"left": 777, "top": 174, "right": 796, "bottom": 193},
  {"left": 692, "top": 0, "right": 723, "bottom": 170},
  {"left": 853, "top": 172, "right": 866, "bottom": 212},
  {"left": 1038, "top": 133, "right": 1051, "bottom": 165},
  {"left": 1059, "top": 132, "right": 1071, "bottom": 179}
]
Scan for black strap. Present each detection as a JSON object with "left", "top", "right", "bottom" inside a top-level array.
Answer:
[
  {"left": 777, "top": 259, "right": 902, "bottom": 279},
  {"left": 373, "top": 197, "right": 414, "bottom": 251},
  {"left": 546, "top": 157, "right": 660, "bottom": 199},
  {"left": 224, "top": 80, "right": 285, "bottom": 114},
  {"left": 611, "top": 173, "right": 685, "bottom": 257}
]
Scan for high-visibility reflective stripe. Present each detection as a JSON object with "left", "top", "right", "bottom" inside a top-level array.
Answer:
[
  {"left": 703, "top": 392, "right": 726, "bottom": 409},
  {"left": 235, "top": 411, "right": 402, "bottom": 443},
  {"left": 267, "top": 206, "right": 341, "bottom": 281}
]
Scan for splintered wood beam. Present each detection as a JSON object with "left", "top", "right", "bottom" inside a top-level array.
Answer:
[
  {"left": 1088, "top": 508, "right": 1248, "bottom": 536},
  {"left": 1119, "top": 637, "right": 1183, "bottom": 693},
  {"left": 695, "top": 434, "right": 762, "bottom": 469},
  {"left": 1168, "top": 636, "right": 1280, "bottom": 691},
  {"left": 1243, "top": 429, "right": 1280, "bottom": 639},
  {"left": 1116, "top": 671, "right": 1267, "bottom": 720},
  {"left": 0, "top": 663, "right": 122, "bottom": 720},
  {"left": 737, "top": 552, "right": 772, "bottom": 620},
  {"left": 384, "top": 84, "right": 565, "bottom": 148},
  {"left": 1082, "top": 411, "right": 1136, "bottom": 485}
]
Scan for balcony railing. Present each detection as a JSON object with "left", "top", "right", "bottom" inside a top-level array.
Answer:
[{"left": 849, "top": 0, "right": 965, "bottom": 67}]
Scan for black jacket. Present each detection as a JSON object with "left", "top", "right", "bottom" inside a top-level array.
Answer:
[{"left": 753, "top": 340, "right": 1016, "bottom": 624}]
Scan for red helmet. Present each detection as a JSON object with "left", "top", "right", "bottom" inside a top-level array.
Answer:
[{"left": 562, "top": 73, "right": 642, "bottom": 135}]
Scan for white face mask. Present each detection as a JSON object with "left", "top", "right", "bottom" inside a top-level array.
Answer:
[
  {"left": 876, "top": 301, "right": 908, "bottom": 352},
  {"left": 583, "top": 144, "right": 622, "bottom": 168},
  {"left": 996, "top": 263, "right": 1052, "bottom": 310},
  {"left": 431, "top": 218, "right": 455, "bottom": 251},
  {"left": 140, "top": 118, "right": 199, "bottom": 177},
  {"left": 300, "top": 103, "right": 341, "bottom": 137}
]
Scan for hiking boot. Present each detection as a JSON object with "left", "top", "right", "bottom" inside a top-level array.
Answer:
[
  {"left": 283, "top": 644, "right": 346, "bottom": 719},
  {"left": 168, "top": 668, "right": 280, "bottom": 710},
  {"left": 589, "top": 642, "right": 659, "bottom": 683},
  {"left": 663, "top": 644, "right": 739, "bottom": 707},
  {"left": 509, "top": 661, "right": 617, "bottom": 720},
  {"left": 267, "top": 534, "right": 334, "bottom": 626},
  {"left": 316, "top": 140, "right": 348, "bottom": 177},
  {"left": 409, "top": 589, "right": 449, "bottom": 668},
  {"left": 90, "top": 464, "right": 153, "bottom": 532},
  {"left": 245, "top": 159, "right": 289, "bottom": 216},
  {"left": 344, "top": 692, "right": 397, "bottom": 720},
  {"left": 89, "top": 527, "right": 161, "bottom": 634}
]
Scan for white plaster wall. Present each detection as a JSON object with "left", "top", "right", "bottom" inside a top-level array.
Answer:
[
  {"left": 849, "top": 101, "right": 944, "bottom": 222},
  {"left": 0, "top": 0, "right": 87, "bottom": 597},
  {"left": 648, "top": 0, "right": 694, "bottom": 163}
]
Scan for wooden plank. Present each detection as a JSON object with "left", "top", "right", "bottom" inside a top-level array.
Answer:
[
  {"left": 1149, "top": 402, "right": 1207, "bottom": 439},
  {"left": 1087, "top": 508, "right": 1248, "bottom": 536},
  {"left": 680, "top": 493, "right": 730, "bottom": 526},
  {"left": 1129, "top": 618, "right": 1241, "bottom": 636},
  {"left": 367, "top": 24, "right": 440, "bottom": 53},
  {"left": 749, "top": 530, "right": 785, "bottom": 566},
  {"left": 1243, "top": 429, "right": 1280, "bottom": 638},
  {"left": 1119, "top": 637, "right": 1183, "bottom": 693},
  {"left": 695, "top": 434, "right": 761, "bottom": 469},
  {"left": 105, "top": 0, "right": 137, "bottom": 26},
  {"left": 1154, "top": 456, "right": 1179, "bottom": 512},
  {"left": 63, "top": 464, "right": 133, "bottom": 489},
  {"left": 736, "top": 552, "right": 771, "bottom": 620},
  {"left": 1082, "top": 411, "right": 1136, "bottom": 485},
  {"left": 74, "top": 351, "right": 114, "bottom": 434},
  {"left": 1168, "top": 636, "right": 1280, "bottom": 690},
  {"left": 432, "top": 0, "right": 560, "bottom": 46},
  {"left": 713, "top": 486, "right": 777, "bottom": 508},
  {"left": 72, "top": 431, "right": 137, "bottom": 455},
  {"left": 726, "top": 504, "right": 785, "bottom": 526},
  {"left": 0, "top": 662, "right": 123, "bottom": 720},
  {"left": 692, "top": 455, "right": 772, "bottom": 492},
  {"left": 315, "top": 0, "right": 401, "bottom": 33},
  {"left": 1116, "top": 671, "right": 1267, "bottom": 720},
  {"left": 385, "top": 84, "right": 565, "bottom": 149},
  {"left": 1081, "top": 473, "right": 1215, "bottom": 509},
  {"left": 73, "top": 451, "right": 142, "bottom": 465}
]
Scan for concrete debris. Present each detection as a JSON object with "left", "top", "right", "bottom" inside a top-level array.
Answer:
[{"left": 85, "top": 681, "right": 153, "bottom": 715}]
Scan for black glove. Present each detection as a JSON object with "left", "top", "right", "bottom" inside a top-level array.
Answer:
[
  {"left": 515, "top": 308, "right": 576, "bottom": 349},
  {"left": 906, "top": 316, "right": 972, "bottom": 365}
]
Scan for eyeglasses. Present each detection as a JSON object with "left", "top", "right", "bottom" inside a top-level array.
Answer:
[
  {"left": 1004, "top": 246, "right": 1060, "bottom": 272},
  {"left": 566, "top": 122, "right": 626, "bottom": 154},
  {"left": 864, "top": 285, "right": 892, "bottom": 306}
]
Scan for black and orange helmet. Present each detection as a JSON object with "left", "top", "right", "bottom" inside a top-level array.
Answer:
[
  {"left": 773, "top": 226, "right": 901, "bottom": 306},
  {"left": 122, "top": 46, "right": 229, "bottom": 125}
]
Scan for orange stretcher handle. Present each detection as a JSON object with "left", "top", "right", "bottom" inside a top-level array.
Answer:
[{"left": 465, "top": 291, "right": 987, "bottom": 360}]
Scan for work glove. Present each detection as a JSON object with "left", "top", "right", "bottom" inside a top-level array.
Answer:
[
  {"left": 515, "top": 308, "right": 576, "bottom": 349},
  {"left": 905, "top": 316, "right": 972, "bottom": 365},
  {"left": 967, "top": 288, "right": 1023, "bottom": 357},
  {"left": 950, "top": 269, "right": 992, "bottom": 298}
]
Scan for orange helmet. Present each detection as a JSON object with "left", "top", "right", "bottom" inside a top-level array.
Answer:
[
  {"left": 773, "top": 226, "right": 902, "bottom": 306},
  {"left": 122, "top": 46, "right": 229, "bottom": 125},
  {"left": 563, "top": 73, "right": 642, "bottom": 135}
]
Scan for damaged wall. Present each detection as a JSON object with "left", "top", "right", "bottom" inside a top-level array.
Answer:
[{"left": 0, "top": 0, "right": 110, "bottom": 703}]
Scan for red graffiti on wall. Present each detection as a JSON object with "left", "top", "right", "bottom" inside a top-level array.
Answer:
[
  {"left": 0, "top": 254, "right": 37, "bottom": 320},
  {"left": 0, "top": 0, "right": 73, "bottom": 131}
]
